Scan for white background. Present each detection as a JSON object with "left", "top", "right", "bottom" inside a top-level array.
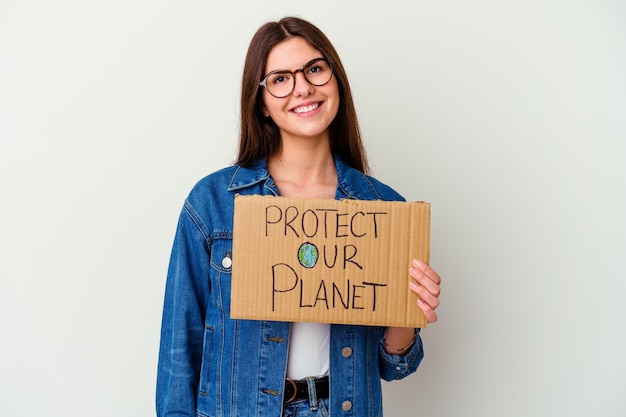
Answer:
[{"left": 1, "top": 1, "right": 625, "bottom": 416}]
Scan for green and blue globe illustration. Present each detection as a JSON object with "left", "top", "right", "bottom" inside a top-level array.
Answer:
[{"left": 298, "top": 242, "right": 319, "bottom": 268}]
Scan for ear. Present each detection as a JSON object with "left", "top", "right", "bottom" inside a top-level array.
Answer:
[{"left": 262, "top": 108, "right": 270, "bottom": 117}]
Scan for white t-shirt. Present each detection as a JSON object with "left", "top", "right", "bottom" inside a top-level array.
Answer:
[{"left": 286, "top": 322, "right": 330, "bottom": 380}]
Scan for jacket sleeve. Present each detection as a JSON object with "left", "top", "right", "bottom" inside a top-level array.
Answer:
[
  {"left": 156, "top": 202, "right": 211, "bottom": 416},
  {"left": 378, "top": 329, "right": 424, "bottom": 381}
]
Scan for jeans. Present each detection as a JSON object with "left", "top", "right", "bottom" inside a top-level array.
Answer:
[
  {"left": 282, "top": 398, "right": 330, "bottom": 417},
  {"left": 282, "top": 377, "right": 330, "bottom": 417}
]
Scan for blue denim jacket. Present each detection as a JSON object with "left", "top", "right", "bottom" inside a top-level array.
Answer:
[{"left": 156, "top": 157, "right": 424, "bottom": 417}]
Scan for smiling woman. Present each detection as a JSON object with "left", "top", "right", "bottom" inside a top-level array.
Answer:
[
  {"left": 260, "top": 37, "right": 340, "bottom": 150},
  {"left": 156, "top": 16, "right": 442, "bottom": 417}
]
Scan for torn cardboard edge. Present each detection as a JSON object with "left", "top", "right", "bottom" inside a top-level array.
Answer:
[{"left": 230, "top": 195, "right": 430, "bottom": 328}]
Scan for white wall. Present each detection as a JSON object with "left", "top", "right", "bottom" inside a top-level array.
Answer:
[{"left": 1, "top": 1, "right": 625, "bottom": 416}]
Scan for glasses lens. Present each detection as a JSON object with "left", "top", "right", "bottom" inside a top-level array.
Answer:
[
  {"left": 262, "top": 59, "right": 333, "bottom": 98},
  {"left": 304, "top": 59, "right": 332, "bottom": 86},
  {"left": 266, "top": 71, "right": 294, "bottom": 98}
]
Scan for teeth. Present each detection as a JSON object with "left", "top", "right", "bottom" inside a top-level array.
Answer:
[{"left": 293, "top": 103, "right": 320, "bottom": 113}]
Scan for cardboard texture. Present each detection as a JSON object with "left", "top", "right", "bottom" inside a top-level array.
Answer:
[{"left": 230, "top": 195, "right": 430, "bottom": 328}]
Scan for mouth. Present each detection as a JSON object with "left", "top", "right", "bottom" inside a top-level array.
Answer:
[{"left": 292, "top": 102, "right": 321, "bottom": 114}]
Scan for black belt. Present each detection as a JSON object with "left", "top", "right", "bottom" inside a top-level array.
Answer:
[{"left": 284, "top": 376, "right": 329, "bottom": 404}]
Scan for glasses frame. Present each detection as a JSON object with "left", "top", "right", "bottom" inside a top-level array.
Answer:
[{"left": 259, "top": 58, "right": 333, "bottom": 98}]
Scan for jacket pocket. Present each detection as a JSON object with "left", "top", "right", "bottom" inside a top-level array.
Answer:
[
  {"left": 209, "top": 237, "right": 233, "bottom": 314},
  {"left": 197, "top": 323, "right": 215, "bottom": 404}
]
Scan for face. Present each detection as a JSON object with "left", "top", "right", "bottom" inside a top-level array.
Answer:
[{"left": 261, "top": 37, "right": 340, "bottom": 145}]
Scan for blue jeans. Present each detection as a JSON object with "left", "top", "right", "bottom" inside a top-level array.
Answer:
[
  {"left": 282, "top": 398, "right": 330, "bottom": 417},
  {"left": 282, "top": 377, "right": 330, "bottom": 417}
]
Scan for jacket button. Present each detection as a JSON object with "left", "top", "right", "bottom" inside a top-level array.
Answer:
[
  {"left": 342, "top": 400, "right": 352, "bottom": 411},
  {"left": 221, "top": 256, "right": 232, "bottom": 268},
  {"left": 341, "top": 347, "right": 352, "bottom": 358}
]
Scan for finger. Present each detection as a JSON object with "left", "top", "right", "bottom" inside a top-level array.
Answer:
[
  {"left": 412, "top": 260, "right": 441, "bottom": 285},
  {"left": 417, "top": 298, "right": 438, "bottom": 323},
  {"left": 409, "top": 265, "right": 441, "bottom": 299},
  {"left": 409, "top": 281, "right": 440, "bottom": 311}
]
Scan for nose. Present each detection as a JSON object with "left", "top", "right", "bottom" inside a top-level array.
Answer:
[{"left": 292, "top": 70, "right": 314, "bottom": 97}]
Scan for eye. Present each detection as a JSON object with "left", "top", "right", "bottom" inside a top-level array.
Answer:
[
  {"left": 269, "top": 72, "right": 292, "bottom": 85},
  {"left": 306, "top": 60, "right": 329, "bottom": 76}
]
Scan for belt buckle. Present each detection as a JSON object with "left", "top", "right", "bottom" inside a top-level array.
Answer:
[{"left": 285, "top": 378, "right": 298, "bottom": 404}]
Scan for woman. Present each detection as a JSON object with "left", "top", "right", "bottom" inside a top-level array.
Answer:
[{"left": 157, "top": 16, "right": 441, "bottom": 417}]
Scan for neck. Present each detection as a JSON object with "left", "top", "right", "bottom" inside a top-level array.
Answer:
[{"left": 268, "top": 140, "right": 337, "bottom": 198}]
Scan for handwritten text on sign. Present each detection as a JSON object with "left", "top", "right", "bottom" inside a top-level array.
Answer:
[{"left": 231, "top": 196, "right": 430, "bottom": 327}]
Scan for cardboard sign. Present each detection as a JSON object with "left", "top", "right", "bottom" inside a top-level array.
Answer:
[{"left": 230, "top": 195, "right": 430, "bottom": 328}]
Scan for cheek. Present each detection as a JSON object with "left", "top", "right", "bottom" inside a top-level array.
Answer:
[
  {"left": 261, "top": 95, "right": 270, "bottom": 117},
  {"left": 327, "top": 94, "right": 340, "bottom": 121},
  {"left": 262, "top": 95, "right": 284, "bottom": 118},
  {"left": 327, "top": 81, "right": 340, "bottom": 116}
]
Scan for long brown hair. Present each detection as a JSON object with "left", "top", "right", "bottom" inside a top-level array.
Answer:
[{"left": 236, "top": 16, "right": 369, "bottom": 174}]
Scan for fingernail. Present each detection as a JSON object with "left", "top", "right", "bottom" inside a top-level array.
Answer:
[{"left": 413, "top": 259, "right": 423, "bottom": 268}]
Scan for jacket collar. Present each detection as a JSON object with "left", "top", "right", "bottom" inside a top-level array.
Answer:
[
  {"left": 227, "top": 156, "right": 380, "bottom": 200},
  {"left": 227, "top": 159, "right": 271, "bottom": 192}
]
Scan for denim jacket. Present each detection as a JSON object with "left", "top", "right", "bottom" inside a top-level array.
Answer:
[{"left": 156, "top": 157, "right": 424, "bottom": 417}]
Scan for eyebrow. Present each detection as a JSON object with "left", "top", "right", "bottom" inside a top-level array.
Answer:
[{"left": 264, "top": 57, "right": 325, "bottom": 75}]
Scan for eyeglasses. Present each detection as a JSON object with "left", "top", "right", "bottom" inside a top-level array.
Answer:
[{"left": 259, "top": 58, "right": 333, "bottom": 98}]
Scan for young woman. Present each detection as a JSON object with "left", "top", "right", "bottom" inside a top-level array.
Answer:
[{"left": 157, "top": 16, "right": 441, "bottom": 417}]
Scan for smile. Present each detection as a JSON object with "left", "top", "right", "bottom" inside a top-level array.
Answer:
[{"left": 292, "top": 102, "right": 321, "bottom": 114}]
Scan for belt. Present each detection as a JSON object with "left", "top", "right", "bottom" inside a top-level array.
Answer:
[{"left": 284, "top": 376, "right": 329, "bottom": 404}]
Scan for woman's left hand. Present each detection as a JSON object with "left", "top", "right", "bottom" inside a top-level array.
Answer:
[
  {"left": 382, "top": 261, "right": 441, "bottom": 354},
  {"left": 409, "top": 259, "right": 441, "bottom": 323}
]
